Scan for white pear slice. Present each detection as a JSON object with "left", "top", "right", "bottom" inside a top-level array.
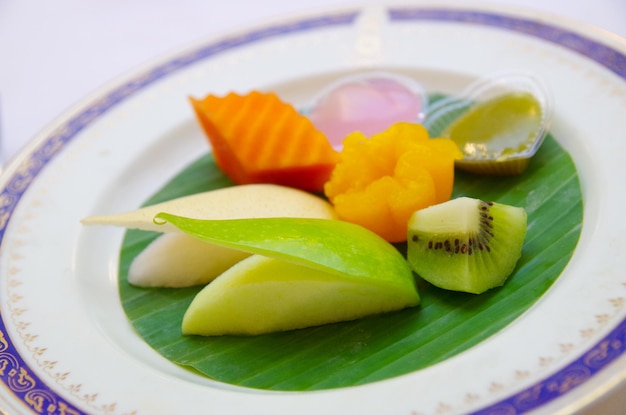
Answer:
[
  {"left": 128, "top": 233, "right": 251, "bottom": 287},
  {"left": 82, "top": 183, "right": 337, "bottom": 232},
  {"left": 82, "top": 184, "right": 337, "bottom": 287}
]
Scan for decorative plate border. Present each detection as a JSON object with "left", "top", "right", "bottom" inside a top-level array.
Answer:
[
  {"left": 389, "top": 8, "right": 626, "bottom": 79},
  {"left": 0, "top": 6, "right": 624, "bottom": 415}
]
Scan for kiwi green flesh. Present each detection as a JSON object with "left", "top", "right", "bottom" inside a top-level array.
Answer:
[{"left": 407, "top": 197, "right": 527, "bottom": 294}]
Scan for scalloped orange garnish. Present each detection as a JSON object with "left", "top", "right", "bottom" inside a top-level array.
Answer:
[{"left": 190, "top": 91, "right": 339, "bottom": 192}]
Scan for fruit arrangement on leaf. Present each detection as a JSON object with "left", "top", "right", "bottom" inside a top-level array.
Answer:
[{"left": 83, "top": 73, "right": 539, "bottom": 337}]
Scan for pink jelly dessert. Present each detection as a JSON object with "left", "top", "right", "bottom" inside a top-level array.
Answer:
[{"left": 308, "top": 72, "right": 428, "bottom": 147}]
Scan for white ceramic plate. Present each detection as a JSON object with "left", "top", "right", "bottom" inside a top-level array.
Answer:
[{"left": 1, "top": 3, "right": 625, "bottom": 415}]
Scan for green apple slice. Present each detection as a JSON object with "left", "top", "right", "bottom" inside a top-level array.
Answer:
[{"left": 154, "top": 213, "right": 420, "bottom": 335}]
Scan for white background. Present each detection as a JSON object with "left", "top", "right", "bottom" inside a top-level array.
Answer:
[{"left": 1, "top": 0, "right": 625, "bottom": 163}]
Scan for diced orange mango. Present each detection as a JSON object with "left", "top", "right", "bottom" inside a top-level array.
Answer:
[{"left": 324, "top": 123, "right": 462, "bottom": 242}]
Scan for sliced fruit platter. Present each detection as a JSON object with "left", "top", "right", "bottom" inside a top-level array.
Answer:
[{"left": 82, "top": 71, "right": 582, "bottom": 391}]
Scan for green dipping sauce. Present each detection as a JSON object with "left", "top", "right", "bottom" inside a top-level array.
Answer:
[{"left": 444, "top": 92, "right": 543, "bottom": 160}]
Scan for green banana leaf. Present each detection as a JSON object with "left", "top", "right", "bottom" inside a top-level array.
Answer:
[{"left": 118, "top": 131, "right": 582, "bottom": 391}]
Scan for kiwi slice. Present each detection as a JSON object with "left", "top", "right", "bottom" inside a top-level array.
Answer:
[{"left": 407, "top": 197, "right": 527, "bottom": 294}]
